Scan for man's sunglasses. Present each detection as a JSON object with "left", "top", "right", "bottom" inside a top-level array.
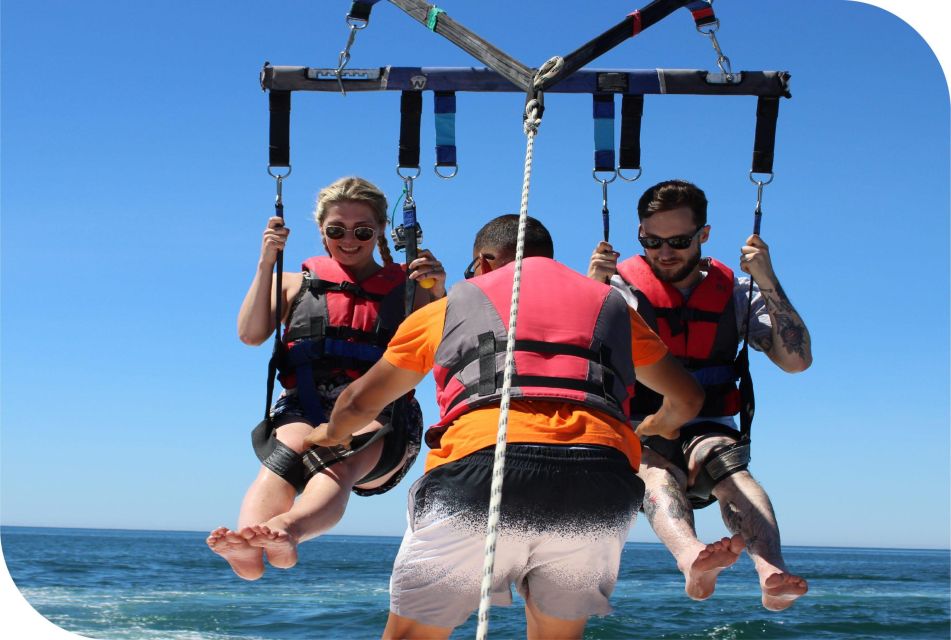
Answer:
[
  {"left": 464, "top": 253, "right": 495, "bottom": 279},
  {"left": 324, "top": 225, "right": 376, "bottom": 242},
  {"left": 637, "top": 227, "right": 703, "bottom": 250}
]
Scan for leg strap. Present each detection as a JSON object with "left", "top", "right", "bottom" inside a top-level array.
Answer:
[{"left": 686, "top": 440, "right": 752, "bottom": 509}]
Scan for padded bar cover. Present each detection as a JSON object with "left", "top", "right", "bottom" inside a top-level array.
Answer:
[
  {"left": 752, "top": 96, "right": 780, "bottom": 174},
  {"left": 387, "top": 0, "right": 533, "bottom": 91},
  {"left": 434, "top": 90, "right": 457, "bottom": 166},
  {"left": 592, "top": 94, "right": 615, "bottom": 172},
  {"left": 263, "top": 65, "right": 791, "bottom": 97},
  {"left": 268, "top": 90, "right": 291, "bottom": 168},
  {"left": 399, "top": 90, "right": 423, "bottom": 168},
  {"left": 619, "top": 94, "right": 644, "bottom": 170}
]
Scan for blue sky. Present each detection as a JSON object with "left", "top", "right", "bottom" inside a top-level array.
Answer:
[{"left": 1, "top": 0, "right": 948, "bottom": 577}]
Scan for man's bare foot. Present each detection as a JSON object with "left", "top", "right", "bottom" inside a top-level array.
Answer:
[
  {"left": 206, "top": 526, "right": 265, "bottom": 580},
  {"left": 762, "top": 572, "right": 808, "bottom": 611},
  {"left": 684, "top": 534, "right": 746, "bottom": 600},
  {"left": 241, "top": 524, "right": 299, "bottom": 570}
]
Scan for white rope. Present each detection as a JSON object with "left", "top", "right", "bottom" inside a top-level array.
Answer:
[{"left": 475, "top": 56, "right": 564, "bottom": 640}]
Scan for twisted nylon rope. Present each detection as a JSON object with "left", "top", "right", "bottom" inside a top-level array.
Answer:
[{"left": 475, "top": 56, "right": 564, "bottom": 640}]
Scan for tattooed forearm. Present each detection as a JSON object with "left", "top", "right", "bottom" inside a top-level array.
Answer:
[{"left": 757, "top": 281, "right": 811, "bottom": 364}]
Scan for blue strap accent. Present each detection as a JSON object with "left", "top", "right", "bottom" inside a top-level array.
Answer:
[
  {"left": 593, "top": 94, "right": 615, "bottom": 171},
  {"left": 691, "top": 365, "right": 737, "bottom": 386},
  {"left": 323, "top": 337, "right": 384, "bottom": 362},
  {"left": 434, "top": 91, "right": 457, "bottom": 167},
  {"left": 290, "top": 362, "right": 327, "bottom": 425}
]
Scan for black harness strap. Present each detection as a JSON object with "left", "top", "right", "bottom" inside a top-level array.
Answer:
[
  {"left": 306, "top": 277, "right": 387, "bottom": 301},
  {"left": 619, "top": 94, "right": 644, "bottom": 172},
  {"left": 399, "top": 90, "right": 423, "bottom": 169},
  {"left": 752, "top": 96, "right": 780, "bottom": 176},
  {"left": 264, "top": 90, "right": 291, "bottom": 422}
]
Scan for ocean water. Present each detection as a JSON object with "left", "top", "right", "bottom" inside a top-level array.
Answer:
[{"left": 2, "top": 526, "right": 948, "bottom": 639}]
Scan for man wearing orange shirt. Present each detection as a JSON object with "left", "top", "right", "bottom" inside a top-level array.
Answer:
[{"left": 305, "top": 214, "right": 704, "bottom": 639}]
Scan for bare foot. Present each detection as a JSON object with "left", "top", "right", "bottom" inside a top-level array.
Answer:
[
  {"left": 684, "top": 534, "right": 746, "bottom": 600},
  {"left": 206, "top": 526, "right": 265, "bottom": 580},
  {"left": 762, "top": 572, "right": 808, "bottom": 611},
  {"left": 241, "top": 524, "right": 299, "bottom": 570}
]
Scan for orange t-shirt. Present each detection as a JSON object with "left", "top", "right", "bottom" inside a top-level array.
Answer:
[{"left": 383, "top": 297, "right": 668, "bottom": 472}]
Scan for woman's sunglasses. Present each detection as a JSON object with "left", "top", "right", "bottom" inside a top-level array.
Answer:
[
  {"left": 637, "top": 227, "right": 703, "bottom": 250},
  {"left": 324, "top": 225, "right": 376, "bottom": 242}
]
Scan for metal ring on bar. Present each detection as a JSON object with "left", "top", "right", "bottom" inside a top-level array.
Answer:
[
  {"left": 748, "top": 170, "right": 774, "bottom": 187},
  {"left": 617, "top": 167, "right": 643, "bottom": 182},
  {"left": 592, "top": 168, "right": 618, "bottom": 185},
  {"left": 434, "top": 164, "right": 459, "bottom": 179},
  {"left": 345, "top": 16, "right": 369, "bottom": 29},
  {"left": 396, "top": 165, "right": 422, "bottom": 180},
  {"left": 267, "top": 165, "right": 292, "bottom": 179}
]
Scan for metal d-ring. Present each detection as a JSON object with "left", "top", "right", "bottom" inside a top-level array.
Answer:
[
  {"left": 617, "top": 167, "right": 642, "bottom": 182},
  {"left": 434, "top": 164, "right": 458, "bottom": 179},
  {"left": 267, "top": 165, "right": 292, "bottom": 180}
]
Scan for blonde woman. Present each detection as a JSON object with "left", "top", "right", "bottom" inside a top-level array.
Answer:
[{"left": 208, "top": 177, "right": 446, "bottom": 580}]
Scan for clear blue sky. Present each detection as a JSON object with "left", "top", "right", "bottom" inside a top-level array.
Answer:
[{"left": 2, "top": 0, "right": 948, "bottom": 563}]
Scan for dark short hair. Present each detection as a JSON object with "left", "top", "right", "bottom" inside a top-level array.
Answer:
[
  {"left": 473, "top": 214, "right": 554, "bottom": 260},
  {"left": 637, "top": 180, "right": 708, "bottom": 227}
]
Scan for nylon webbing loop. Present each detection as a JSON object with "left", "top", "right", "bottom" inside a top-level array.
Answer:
[
  {"left": 347, "top": 0, "right": 381, "bottom": 23},
  {"left": 619, "top": 94, "right": 644, "bottom": 172},
  {"left": 434, "top": 90, "right": 458, "bottom": 176},
  {"left": 592, "top": 93, "right": 615, "bottom": 172},
  {"left": 399, "top": 90, "right": 423, "bottom": 169},
  {"left": 539, "top": 0, "right": 693, "bottom": 90},
  {"left": 752, "top": 96, "right": 780, "bottom": 175},
  {"left": 268, "top": 91, "right": 291, "bottom": 169},
  {"left": 685, "top": 0, "right": 717, "bottom": 28}
]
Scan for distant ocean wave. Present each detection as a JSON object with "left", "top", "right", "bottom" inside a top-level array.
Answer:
[{"left": 3, "top": 527, "right": 949, "bottom": 639}]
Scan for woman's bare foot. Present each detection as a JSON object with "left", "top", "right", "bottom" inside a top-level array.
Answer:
[
  {"left": 761, "top": 572, "right": 808, "bottom": 611},
  {"left": 206, "top": 526, "right": 265, "bottom": 580},
  {"left": 241, "top": 524, "right": 299, "bottom": 570},
  {"left": 684, "top": 534, "right": 745, "bottom": 600}
]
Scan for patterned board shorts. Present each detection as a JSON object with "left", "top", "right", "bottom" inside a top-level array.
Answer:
[{"left": 389, "top": 444, "right": 645, "bottom": 628}]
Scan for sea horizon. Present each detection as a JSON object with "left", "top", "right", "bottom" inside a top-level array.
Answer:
[
  {"left": 2, "top": 524, "right": 948, "bottom": 553},
  {"left": 2, "top": 525, "right": 948, "bottom": 639}
]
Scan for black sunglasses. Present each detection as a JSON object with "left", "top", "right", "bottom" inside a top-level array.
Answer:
[
  {"left": 637, "top": 227, "right": 703, "bottom": 250},
  {"left": 464, "top": 253, "right": 495, "bottom": 279},
  {"left": 324, "top": 225, "right": 376, "bottom": 242}
]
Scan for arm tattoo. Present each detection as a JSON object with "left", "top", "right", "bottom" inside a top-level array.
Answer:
[{"left": 757, "top": 283, "right": 809, "bottom": 359}]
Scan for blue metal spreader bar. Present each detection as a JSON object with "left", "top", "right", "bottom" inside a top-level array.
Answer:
[{"left": 261, "top": 65, "right": 791, "bottom": 98}]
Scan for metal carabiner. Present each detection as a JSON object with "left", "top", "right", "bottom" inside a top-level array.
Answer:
[
  {"left": 397, "top": 165, "right": 421, "bottom": 205},
  {"left": 748, "top": 171, "right": 774, "bottom": 234},
  {"left": 334, "top": 18, "right": 367, "bottom": 96}
]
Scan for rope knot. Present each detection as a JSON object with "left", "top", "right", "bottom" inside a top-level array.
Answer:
[{"left": 523, "top": 99, "right": 542, "bottom": 135}]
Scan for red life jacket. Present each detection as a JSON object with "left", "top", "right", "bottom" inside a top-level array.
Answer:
[
  {"left": 279, "top": 256, "right": 406, "bottom": 401},
  {"left": 429, "top": 257, "right": 636, "bottom": 448},
  {"left": 617, "top": 255, "right": 740, "bottom": 418}
]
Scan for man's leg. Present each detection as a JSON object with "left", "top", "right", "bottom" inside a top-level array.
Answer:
[
  {"left": 381, "top": 612, "right": 453, "bottom": 640},
  {"left": 524, "top": 598, "right": 587, "bottom": 640},
  {"left": 711, "top": 470, "right": 808, "bottom": 610},
  {"left": 640, "top": 447, "right": 744, "bottom": 600}
]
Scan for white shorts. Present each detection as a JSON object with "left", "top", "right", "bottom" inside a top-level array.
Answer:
[{"left": 389, "top": 444, "right": 644, "bottom": 629}]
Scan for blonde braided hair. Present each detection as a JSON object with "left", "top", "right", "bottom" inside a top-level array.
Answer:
[{"left": 314, "top": 176, "right": 393, "bottom": 265}]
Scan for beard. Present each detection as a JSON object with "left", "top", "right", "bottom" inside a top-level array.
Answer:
[{"left": 646, "top": 246, "right": 702, "bottom": 284}]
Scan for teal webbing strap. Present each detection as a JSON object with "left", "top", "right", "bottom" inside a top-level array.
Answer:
[{"left": 426, "top": 6, "right": 445, "bottom": 30}]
